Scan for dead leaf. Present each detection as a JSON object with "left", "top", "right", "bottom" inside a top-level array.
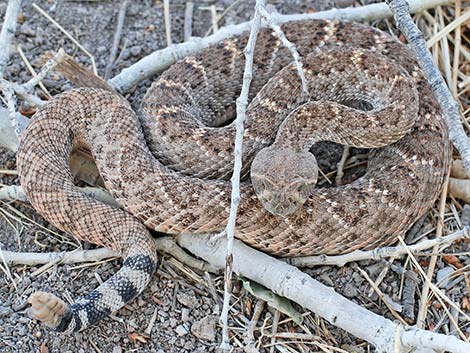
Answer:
[
  {"left": 129, "top": 332, "right": 150, "bottom": 344},
  {"left": 152, "top": 296, "right": 163, "bottom": 305},
  {"left": 443, "top": 255, "right": 464, "bottom": 269},
  {"left": 462, "top": 296, "right": 470, "bottom": 309}
]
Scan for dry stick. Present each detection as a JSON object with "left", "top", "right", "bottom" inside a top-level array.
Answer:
[
  {"left": 104, "top": 0, "right": 128, "bottom": 80},
  {"left": 451, "top": 0, "right": 462, "bottom": 97},
  {"left": 219, "top": 1, "right": 264, "bottom": 349},
  {"left": 183, "top": 2, "right": 194, "bottom": 42},
  {"left": 426, "top": 9, "right": 470, "bottom": 48},
  {"left": 286, "top": 226, "right": 470, "bottom": 267},
  {"left": 163, "top": 0, "right": 172, "bottom": 47},
  {"left": 416, "top": 173, "right": 449, "bottom": 328},
  {"left": 1, "top": 236, "right": 216, "bottom": 273},
  {"left": 244, "top": 300, "right": 265, "bottom": 348},
  {"left": 1, "top": 79, "right": 46, "bottom": 107},
  {"left": 399, "top": 237, "right": 470, "bottom": 342},
  {"left": 32, "top": 3, "right": 97, "bottom": 74},
  {"left": 203, "top": 0, "right": 243, "bottom": 38},
  {"left": 21, "top": 48, "right": 66, "bottom": 93},
  {"left": 178, "top": 233, "right": 470, "bottom": 353},
  {"left": 108, "top": 0, "right": 450, "bottom": 93},
  {"left": 0, "top": 0, "right": 22, "bottom": 78},
  {"left": 0, "top": 0, "right": 23, "bottom": 147},
  {"left": 386, "top": 0, "right": 470, "bottom": 171},
  {"left": 16, "top": 45, "right": 50, "bottom": 98},
  {"left": 256, "top": 5, "right": 308, "bottom": 97},
  {"left": 210, "top": 5, "right": 219, "bottom": 34},
  {"left": 335, "top": 146, "right": 350, "bottom": 185}
]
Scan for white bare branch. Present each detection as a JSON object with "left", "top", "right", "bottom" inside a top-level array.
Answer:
[
  {"left": 177, "top": 233, "right": 470, "bottom": 353},
  {"left": 0, "top": 0, "right": 23, "bottom": 78},
  {"left": 386, "top": 0, "right": 470, "bottom": 171},
  {"left": 108, "top": 0, "right": 450, "bottom": 92},
  {"left": 287, "top": 227, "right": 470, "bottom": 267}
]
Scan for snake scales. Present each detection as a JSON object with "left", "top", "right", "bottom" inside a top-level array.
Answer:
[{"left": 17, "top": 20, "right": 451, "bottom": 332}]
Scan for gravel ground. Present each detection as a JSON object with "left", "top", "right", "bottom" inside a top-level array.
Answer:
[{"left": 1, "top": 1, "right": 469, "bottom": 352}]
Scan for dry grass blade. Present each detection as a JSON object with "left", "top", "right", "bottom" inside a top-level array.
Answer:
[{"left": 32, "top": 3, "right": 97, "bottom": 74}]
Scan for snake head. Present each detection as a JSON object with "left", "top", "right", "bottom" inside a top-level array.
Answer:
[{"left": 250, "top": 146, "right": 318, "bottom": 217}]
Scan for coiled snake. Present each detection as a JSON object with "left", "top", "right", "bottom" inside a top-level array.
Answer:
[{"left": 17, "top": 20, "right": 451, "bottom": 332}]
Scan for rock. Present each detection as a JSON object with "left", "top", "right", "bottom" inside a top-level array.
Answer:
[
  {"left": 176, "top": 292, "right": 198, "bottom": 308},
  {"left": 181, "top": 308, "right": 190, "bottom": 322},
  {"left": 436, "top": 267, "right": 454, "bottom": 288},
  {"left": 130, "top": 46, "right": 142, "bottom": 57},
  {"left": 112, "top": 346, "right": 122, "bottom": 353},
  {"left": 191, "top": 316, "right": 216, "bottom": 341},
  {"left": 343, "top": 282, "right": 358, "bottom": 298},
  {"left": 169, "top": 317, "right": 178, "bottom": 328},
  {"left": 175, "top": 324, "right": 188, "bottom": 336}
]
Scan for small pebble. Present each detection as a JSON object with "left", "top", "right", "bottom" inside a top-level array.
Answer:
[
  {"left": 191, "top": 316, "right": 216, "bottom": 341},
  {"left": 181, "top": 308, "right": 190, "bottom": 322},
  {"left": 436, "top": 267, "right": 454, "bottom": 288},
  {"left": 130, "top": 46, "right": 142, "bottom": 57},
  {"left": 175, "top": 325, "right": 188, "bottom": 336}
]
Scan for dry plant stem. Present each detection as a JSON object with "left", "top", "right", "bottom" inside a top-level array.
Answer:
[
  {"left": 177, "top": 233, "right": 470, "bottom": 353},
  {"left": 387, "top": 0, "right": 470, "bottom": 171},
  {"left": 452, "top": 0, "right": 461, "bottom": 96},
  {"left": 1, "top": 248, "right": 117, "bottom": 266},
  {"left": 417, "top": 174, "right": 449, "bottom": 328},
  {"left": 220, "top": 2, "right": 264, "bottom": 349},
  {"left": 426, "top": 9, "right": 470, "bottom": 49},
  {"left": 2, "top": 236, "right": 215, "bottom": 272},
  {"left": 1, "top": 79, "right": 46, "bottom": 107},
  {"left": 32, "top": 3, "right": 97, "bottom": 74},
  {"left": 104, "top": 0, "right": 128, "bottom": 80},
  {"left": 449, "top": 177, "right": 470, "bottom": 203},
  {"left": 244, "top": 300, "right": 265, "bottom": 347},
  {"left": 0, "top": 0, "right": 22, "bottom": 78},
  {"left": 183, "top": 2, "right": 194, "bottom": 42},
  {"left": 22, "top": 48, "right": 66, "bottom": 93},
  {"left": 286, "top": 226, "right": 470, "bottom": 267},
  {"left": 0, "top": 184, "right": 117, "bottom": 207},
  {"left": 256, "top": 5, "right": 308, "bottom": 96},
  {"left": 16, "top": 46, "right": 50, "bottom": 98},
  {"left": 108, "top": 0, "right": 450, "bottom": 92},
  {"left": 335, "top": 146, "right": 350, "bottom": 185},
  {"left": 164, "top": 0, "right": 172, "bottom": 46}
]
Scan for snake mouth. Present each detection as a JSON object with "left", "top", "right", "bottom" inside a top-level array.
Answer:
[{"left": 260, "top": 195, "right": 305, "bottom": 217}]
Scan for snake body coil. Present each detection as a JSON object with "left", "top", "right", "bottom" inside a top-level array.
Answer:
[{"left": 17, "top": 20, "right": 451, "bottom": 332}]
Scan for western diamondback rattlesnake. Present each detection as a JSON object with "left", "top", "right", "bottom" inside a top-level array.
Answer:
[{"left": 17, "top": 20, "right": 451, "bottom": 332}]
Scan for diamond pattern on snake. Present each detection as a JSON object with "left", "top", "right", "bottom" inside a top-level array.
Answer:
[{"left": 16, "top": 20, "right": 451, "bottom": 332}]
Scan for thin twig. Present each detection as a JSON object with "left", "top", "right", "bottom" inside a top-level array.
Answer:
[
  {"left": 386, "top": 0, "right": 470, "bottom": 171},
  {"left": 286, "top": 226, "right": 470, "bottom": 267},
  {"left": 104, "top": 0, "right": 128, "bottom": 80},
  {"left": 1, "top": 236, "right": 216, "bottom": 272},
  {"left": 21, "top": 48, "right": 66, "bottom": 94},
  {"left": 220, "top": 1, "right": 264, "bottom": 349},
  {"left": 416, "top": 174, "right": 449, "bottom": 327},
  {"left": 163, "top": 0, "right": 172, "bottom": 47},
  {"left": 16, "top": 45, "right": 51, "bottom": 98},
  {"left": 0, "top": 0, "right": 23, "bottom": 79},
  {"left": 109, "top": 0, "right": 450, "bottom": 92},
  {"left": 256, "top": 5, "right": 308, "bottom": 96},
  {"left": 183, "top": 2, "right": 194, "bottom": 42},
  {"left": 32, "top": 3, "right": 97, "bottom": 74}
]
